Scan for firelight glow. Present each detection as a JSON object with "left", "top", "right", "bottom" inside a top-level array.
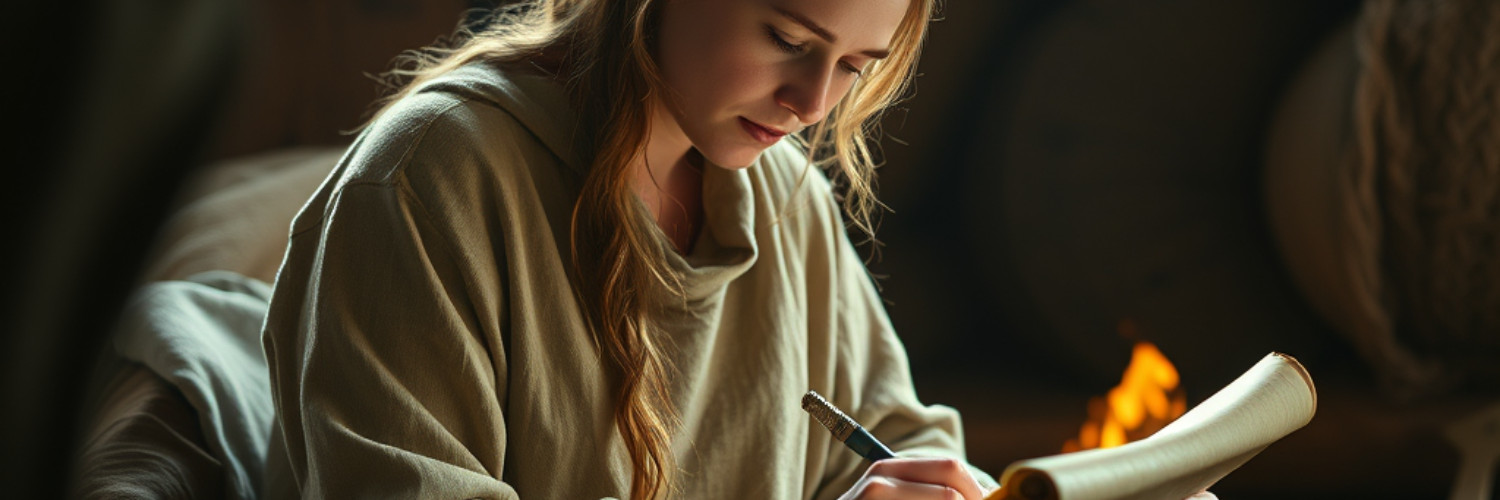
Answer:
[{"left": 1063, "top": 341, "right": 1188, "bottom": 452}]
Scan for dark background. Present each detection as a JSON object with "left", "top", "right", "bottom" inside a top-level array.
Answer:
[{"left": 4, "top": 0, "right": 1493, "bottom": 498}]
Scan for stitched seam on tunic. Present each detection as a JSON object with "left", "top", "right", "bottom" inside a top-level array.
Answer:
[
  {"left": 389, "top": 117, "right": 511, "bottom": 451},
  {"left": 386, "top": 130, "right": 512, "bottom": 482},
  {"left": 386, "top": 97, "right": 518, "bottom": 387}
]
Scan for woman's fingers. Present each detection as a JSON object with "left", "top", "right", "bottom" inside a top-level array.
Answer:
[
  {"left": 864, "top": 458, "right": 987, "bottom": 500},
  {"left": 850, "top": 476, "right": 965, "bottom": 500}
]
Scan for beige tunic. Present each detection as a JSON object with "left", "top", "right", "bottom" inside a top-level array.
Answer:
[{"left": 261, "top": 61, "right": 996, "bottom": 499}]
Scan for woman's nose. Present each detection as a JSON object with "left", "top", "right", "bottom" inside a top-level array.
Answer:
[{"left": 775, "top": 62, "right": 838, "bottom": 125}]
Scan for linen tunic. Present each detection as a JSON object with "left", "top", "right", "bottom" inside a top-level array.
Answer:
[{"left": 261, "top": 61, "right": 996, "bottom": 499}]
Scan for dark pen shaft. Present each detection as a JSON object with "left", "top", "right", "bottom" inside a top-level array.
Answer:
[{"left": 844, "top": 425, "right": 896, "bottom": 461}]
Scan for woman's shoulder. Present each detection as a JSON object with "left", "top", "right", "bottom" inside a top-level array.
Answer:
[
  {"left": 340, "top": 62, "right": 580, "bottom": 186},
  {"left": 293, "top": 62, "right": 580, "bottom": 236}
]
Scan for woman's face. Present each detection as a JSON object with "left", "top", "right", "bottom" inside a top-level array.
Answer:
[{"left": 654, "top": 0, "right": 910, "bottom": 168}]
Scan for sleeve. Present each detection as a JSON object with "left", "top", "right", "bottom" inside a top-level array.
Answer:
[
  {"left": 262, "top": 180, "right": 518, "bottom": 499},
  {"left": 809, "top": 198, "right": 1001, "bottom": 499}
]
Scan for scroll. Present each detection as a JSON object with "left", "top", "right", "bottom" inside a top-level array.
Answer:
[{"left": 988, "top": 353, "right": 1317, "bottom": 500}]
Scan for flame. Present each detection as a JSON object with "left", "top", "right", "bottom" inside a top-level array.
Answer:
[{"left": 1063, "top": 341, "right": 1187, "bottom": 452}]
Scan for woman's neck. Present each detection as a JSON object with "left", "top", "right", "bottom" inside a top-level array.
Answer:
[{"left": 632, "top": 104, "right": 704, "bottom": 255}]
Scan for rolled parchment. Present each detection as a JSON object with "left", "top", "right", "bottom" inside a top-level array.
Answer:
[{"left": 989, "top": 353, "right": 1317, "bottom": 500}]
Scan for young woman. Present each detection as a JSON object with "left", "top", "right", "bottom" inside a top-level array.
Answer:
[{"left": 261, "top": 0, "right": 993, "bottom": 498}]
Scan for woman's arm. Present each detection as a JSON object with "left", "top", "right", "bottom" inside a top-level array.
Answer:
[
  {"left": 804, "top": 185, "right": 998, "bottom": 499},
  {"left": 263, "top": 180, "right": 518, "bottom": 499}
]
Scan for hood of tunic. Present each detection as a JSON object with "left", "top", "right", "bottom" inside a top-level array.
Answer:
[{"left": 416, "top": 61, "right": 759, "bottom": 304}]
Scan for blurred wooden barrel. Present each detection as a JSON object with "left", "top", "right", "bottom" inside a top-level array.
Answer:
[{"left": 958, "top": 0, "right": 1355, "bottom": 394}]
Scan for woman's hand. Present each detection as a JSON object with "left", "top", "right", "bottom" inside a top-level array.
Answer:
[{"left": 839, "top": 457, "right": 987, "bottom": 500}]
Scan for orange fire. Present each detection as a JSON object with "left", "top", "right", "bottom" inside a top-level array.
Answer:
[{"left": 1063, "top": 340, "right": 1188, "bottom": 452}]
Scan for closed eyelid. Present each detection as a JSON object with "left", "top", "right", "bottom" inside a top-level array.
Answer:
[
  {"left": 766, "top": 25, "right": 807, "bottom": 53},
  {"left": 771, "top": 6, "right": 890, "bottom": 60},
  {"left": 769, "top": 23, "right": 811, "bottom": 46},
  {"left": 840, "top": 61, "right": 866, "bottom": 77},
  {"left": 765, "top": 22, "right": 865, "bottom": 76}
]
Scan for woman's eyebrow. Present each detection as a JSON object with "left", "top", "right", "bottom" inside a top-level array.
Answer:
[{"left": 772, "top": 6, "right": 891, "bottom": 59}]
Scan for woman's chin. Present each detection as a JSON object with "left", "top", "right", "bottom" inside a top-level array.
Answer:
[{"left": 701, "top": 145, "right": 769, "bottom": 170}]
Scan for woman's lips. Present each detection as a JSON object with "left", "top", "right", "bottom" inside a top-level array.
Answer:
[{"left": 739, "top": 117, "right": 787, "bottom": 145}]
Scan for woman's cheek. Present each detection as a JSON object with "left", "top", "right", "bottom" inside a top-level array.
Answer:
[{"left": 699, "top": 33, "right": 775, "bottom": 92}]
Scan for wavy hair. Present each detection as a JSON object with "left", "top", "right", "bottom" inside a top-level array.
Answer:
[{"left": 361, "top": 0, "right": 936, "bottom": 497}]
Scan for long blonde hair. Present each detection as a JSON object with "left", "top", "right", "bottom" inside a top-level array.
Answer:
[{"left": 364, "top": 0, "right": 935, "bottom": 497}]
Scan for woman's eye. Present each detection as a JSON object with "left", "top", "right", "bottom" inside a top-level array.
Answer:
[
  {"left": 765, "top": 25, "right": 806, "bottom": 54},
  {"left": 839, "top": 61, "right": 864, "bottom": 77}
]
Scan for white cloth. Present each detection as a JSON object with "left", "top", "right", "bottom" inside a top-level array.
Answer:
[{"left": 113, "top": 270, "right": 275, "bottom": 500}]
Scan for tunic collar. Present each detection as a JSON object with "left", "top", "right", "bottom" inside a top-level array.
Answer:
[{"left": 657, "top": 160, "right": 759, "bottom": 303}]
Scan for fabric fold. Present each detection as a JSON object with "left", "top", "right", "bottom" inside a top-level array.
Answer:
[{"left": 112, "top": 270, "right": 275, "bottom": 500}]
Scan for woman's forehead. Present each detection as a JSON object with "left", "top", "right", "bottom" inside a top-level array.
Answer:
[{"left": 757, "top": 0, "right": 910, "bottom": 49}]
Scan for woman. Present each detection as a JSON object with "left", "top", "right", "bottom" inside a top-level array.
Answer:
[{"left": 261, "top": 0, "right": 993, "bottom": 497}]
